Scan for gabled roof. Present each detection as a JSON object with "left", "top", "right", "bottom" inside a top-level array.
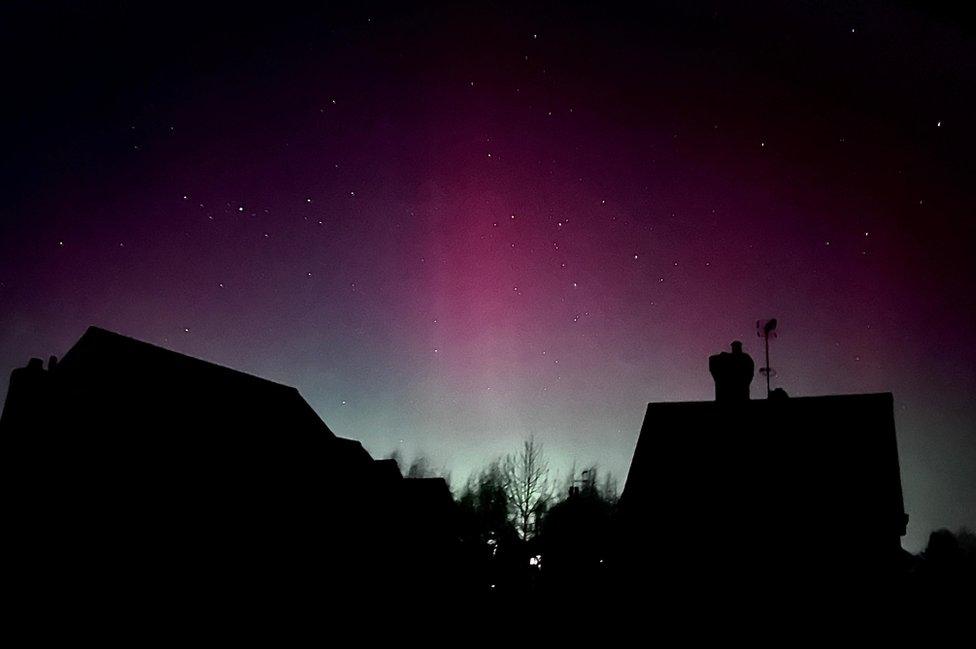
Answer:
[
  {"left": 61, "top": 326, "right": 301, "bottom": 395},
  {"left": 55, "top": 326, "right": 336, "bottom": 438},
  {"left": 619, "top": 391, "right": 907, "bottom": 538}
]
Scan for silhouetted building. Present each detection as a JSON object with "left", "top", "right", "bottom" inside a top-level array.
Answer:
[
  {"left": 1, "top": 326, "right": 459, "bottom": 624},
  {"left": 616, "top": 342, "right": 910, "bottom": 599}
]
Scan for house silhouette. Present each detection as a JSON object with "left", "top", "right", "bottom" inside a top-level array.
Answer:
[
  {"left": 1, "top": 326, "right": 459, "bottom": 626},
  {"left": 615, "top": 342, "right": 911, "bottom": 599}
]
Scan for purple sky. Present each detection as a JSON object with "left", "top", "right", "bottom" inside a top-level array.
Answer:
[{"left": 1, "top": 2, "right": 974, "bottom": 550}]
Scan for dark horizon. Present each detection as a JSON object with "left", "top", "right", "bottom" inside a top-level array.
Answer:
[
  {"left": 11, "top": 323, "right": 969, "bottom": 618},
  {"left": 1, "top": 1, "right": 974, "bottom": 552}
]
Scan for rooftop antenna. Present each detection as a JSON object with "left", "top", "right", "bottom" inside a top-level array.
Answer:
[{"left": 756, "top": 318, "right": 778, "bottom": 398}]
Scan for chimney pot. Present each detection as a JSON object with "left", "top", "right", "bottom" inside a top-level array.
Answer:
[{"left": 709, "top": 341, "right": 755, "bottom": 402}]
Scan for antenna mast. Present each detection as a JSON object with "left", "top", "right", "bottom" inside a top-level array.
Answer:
[{"left": 756, "top": 318, "right": 778, "bottom": 398}]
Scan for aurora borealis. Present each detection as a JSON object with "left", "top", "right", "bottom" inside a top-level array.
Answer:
[{"left": 1, "top": 2, "right": 974, "bottom": 550}]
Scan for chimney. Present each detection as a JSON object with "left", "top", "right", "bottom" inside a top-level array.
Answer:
[
  {"left": 0, "top": 358, "right": 50, "bottom": 430},
  {"left": 708, "top": 341, "right": 755, "bottom": 402}
]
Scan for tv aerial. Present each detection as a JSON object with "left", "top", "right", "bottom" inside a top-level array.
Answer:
[{"left": 756, "top": 318, "right": 778, "bottom": 398}]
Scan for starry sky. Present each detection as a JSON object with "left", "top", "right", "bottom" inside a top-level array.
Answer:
[{"left": 1, "top": 1, "right": 974, "bottom": 550}]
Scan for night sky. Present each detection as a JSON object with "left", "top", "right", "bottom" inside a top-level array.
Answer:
[{"left": 1, "top": 1, "right": 974, "bottom": 550}]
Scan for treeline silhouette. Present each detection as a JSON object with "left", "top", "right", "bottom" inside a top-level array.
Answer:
[
  {"left": 398, "top": 438, "right": 975, "bottom": 603},
  {"left": 451, "top": 438, "right": 619, "bottom": 596},
  {"left": 3, "top": 327, "right": 972, "bottom": 625}
]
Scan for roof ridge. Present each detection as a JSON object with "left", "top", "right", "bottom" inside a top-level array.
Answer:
[{"left": 75, "top": 326, "right": 300, "bottom": 393}]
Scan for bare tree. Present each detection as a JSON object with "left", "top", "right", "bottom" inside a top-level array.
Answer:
[{"left": 502, "top": 436, "right": 553, "bottom": 540}]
